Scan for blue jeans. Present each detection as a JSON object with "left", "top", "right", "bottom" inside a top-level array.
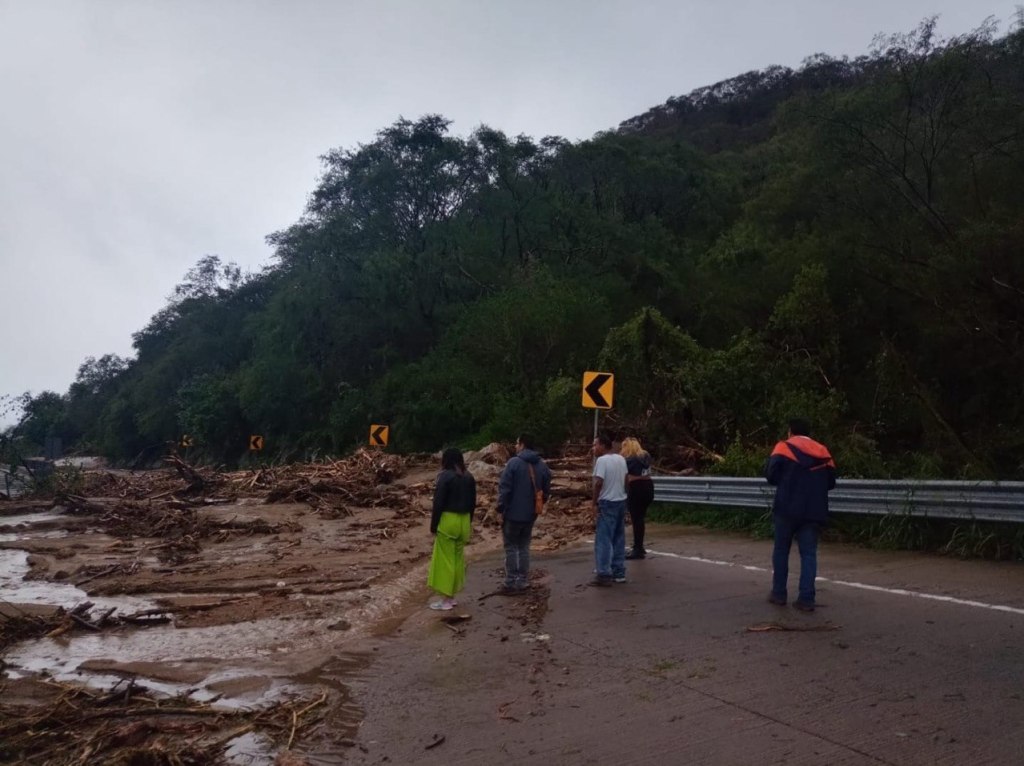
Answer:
[
  {"left": 502, "top": 518, "right": 534, "bottom": 589},
  {"left": 594, "top": 499, "right": 627, "bottom": 578},
  {"left": 772, "top": 518, "right": 820, "bottom": 604}
]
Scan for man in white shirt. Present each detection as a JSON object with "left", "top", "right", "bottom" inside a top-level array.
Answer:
[{"left": 592, "top": 432, "right": 629, "bottom": 586}]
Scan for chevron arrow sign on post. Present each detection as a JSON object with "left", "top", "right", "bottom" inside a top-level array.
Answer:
[
  {"left": 582, "top": 371, "right": 614, "bottom": 409},
  {"left": 369, "top": 425, "right": 389, "bottom": 447}
]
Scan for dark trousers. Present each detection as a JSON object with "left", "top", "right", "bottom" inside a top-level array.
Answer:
[
  {"left": 502, "top": 518, "right": 534, "bottom": 589},
  {"left": 771, "top": 518, "right": 820, "bottom": 604},
  {"left": 627, "top": 479, "right": 655, "bottom": 551}
]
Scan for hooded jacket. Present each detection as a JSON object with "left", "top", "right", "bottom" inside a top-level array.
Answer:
[
  {"left": 765, "top": 435, "right": 836, "bottom": 524},
  {"left": 497, "top": 449, "right": 552, "bottom": 523}
]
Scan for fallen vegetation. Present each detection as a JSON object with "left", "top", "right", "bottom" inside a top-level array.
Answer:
[
  {"left": 0, "top": 677, "right": 329, "bottom": 766},
  {"left": 0, "top": 445, "right": 599, "bottom": 762},
  {"left": 31, "top": 447, "right": 600, "bottom": 556}
]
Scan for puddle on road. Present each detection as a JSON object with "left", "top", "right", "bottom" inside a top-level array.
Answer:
[
  {"left": 279, "top": 654, "right": 370, "bottom": 765},
  {"left": 219, "top": 661, "right": 366, "bottom": 766}
]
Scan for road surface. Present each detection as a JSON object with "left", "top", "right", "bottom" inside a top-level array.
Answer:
[{"left": 346, "top": 524, "right": 1024, "bottom": 765}]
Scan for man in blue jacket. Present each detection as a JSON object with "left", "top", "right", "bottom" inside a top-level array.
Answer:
[
  {"left": 497, "top": 434, "right": 552, "bottom": 594},
  {"left": 765, "top": 418, "right": 836, "bottom": 612}
]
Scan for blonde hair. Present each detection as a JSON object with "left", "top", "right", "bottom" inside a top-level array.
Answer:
[{"left": 620, "top": 437, "right": 646, "bottom": 458}]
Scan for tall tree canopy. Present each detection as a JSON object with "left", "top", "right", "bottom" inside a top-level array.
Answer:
[{"left": 8, "top": 19, "right": 1024, "bottom": 478}]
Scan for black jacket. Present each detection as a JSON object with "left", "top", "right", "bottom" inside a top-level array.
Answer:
[
  {"left": 431, "top": 469, "right": 476, "bottom": 534},
  {"left": 626, "top": 454, "right": 651, "bottom": 477}
]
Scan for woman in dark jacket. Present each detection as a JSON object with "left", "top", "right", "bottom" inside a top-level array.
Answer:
[
  {"left": 427, "top": 448, "right": 476, "bottom": 610},
  {"left": 621, "top": 437, "right": 654, "bottom": 560}
]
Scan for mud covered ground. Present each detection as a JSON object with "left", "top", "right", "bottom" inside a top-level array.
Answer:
[
  {"left": 6, "top": 452, "right": 1024, "bottom": 765},
  {"left": 0, "top": 448, "right": 596, "bottom": 765}
]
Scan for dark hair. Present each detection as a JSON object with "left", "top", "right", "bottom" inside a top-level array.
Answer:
[
  {"left": 516, "top": 434, "right": 535, "bottom": 450},
  {"left": 595, "top": 432, "right": 613, "bottom": 449},
  {"left": 788, "top": 418, "right": 811, "bottom": 437},
  {"left": 441, "top": 448, "right": 465, "bottom": 472}
]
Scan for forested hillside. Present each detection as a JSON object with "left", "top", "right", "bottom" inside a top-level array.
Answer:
[{"left": 7, "top": 19, "right": 1024, "bottom": 478}]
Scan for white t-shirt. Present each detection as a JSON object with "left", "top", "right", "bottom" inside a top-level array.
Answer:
[{"left": 594, "top": 453, "right": 628, "bottom": 502}]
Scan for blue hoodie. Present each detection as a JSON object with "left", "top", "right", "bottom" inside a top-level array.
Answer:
[
  {"left": 497, "top": 449, "right": 552, "bottom": 523},
  {"left": 766, "top": 436, "right": 836, "bottom": 524}
]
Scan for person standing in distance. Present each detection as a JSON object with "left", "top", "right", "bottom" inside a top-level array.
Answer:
[
  {"left": 497, "top": 434, "right": 552, "bottom": 594},
  {"left": 765, "top": 418, "right": 836, "bottom": 612},
  {"left": 591, "top": 432, "right": 629, "bottom": 586}
]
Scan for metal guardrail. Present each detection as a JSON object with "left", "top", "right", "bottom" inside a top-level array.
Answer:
[{"left": 651, "top": 476, "right": 1024, "bottom": 524}]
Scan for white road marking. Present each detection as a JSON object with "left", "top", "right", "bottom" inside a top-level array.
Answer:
[{"left": 646, "top": 548, "right": 1024, "bottom": 616}]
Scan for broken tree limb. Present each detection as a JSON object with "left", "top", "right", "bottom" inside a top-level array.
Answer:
[
  {"left": 164, "top": 454, "right": 207, "bottom": 493},
  {"left": 75, "top": 565, "right": 121, "bottom": 587},
  {"left": 69, "top": 613, "right": 102, "bottom": 632}
]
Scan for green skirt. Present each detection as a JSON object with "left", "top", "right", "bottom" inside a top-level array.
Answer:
[{"left": 427, "top": 511, "right": 472, "bottom": 597}]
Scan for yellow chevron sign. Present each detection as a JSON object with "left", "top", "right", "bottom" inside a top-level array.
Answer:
[
  {"left": 582, "top": 371, "right": 614, "bottom": 409},
  {"left": 369, "top": 425, "right": 389, "bottom": 447}
]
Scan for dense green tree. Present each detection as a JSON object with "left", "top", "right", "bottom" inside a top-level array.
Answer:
[
  {"left": 19, "top": 17, "right": 1024, "bottom": 476},
  {"left": 10, "top": 391, "right": 67, "bottom": 452}
]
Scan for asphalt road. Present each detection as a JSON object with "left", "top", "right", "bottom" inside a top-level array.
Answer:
[{"left": 346, "top": 524, "right": 1024, "bottom": 765}]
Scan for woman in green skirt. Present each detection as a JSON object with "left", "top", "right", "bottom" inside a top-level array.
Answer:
[{"left": 427, "top": 448, "right": 476, "bottom": 610}]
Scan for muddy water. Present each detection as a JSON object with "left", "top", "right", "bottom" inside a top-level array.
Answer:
[
  {"left": 6, "top": 562, "right": 429, "bottom": 685},
  {"left": 1, "top": 507, "right": 433, "bottom": 764},
  {"left": 0, "top": 510, "right": 156, "bottom": 611},
  {"left": 2, "top": 586, "right": 416, "bottom": 764},
  {"left": 0, "top": 549, "right": 160, "bottom": 610},
  {"left": 0, "top": 509, "right": 69, "bottom": 538}
]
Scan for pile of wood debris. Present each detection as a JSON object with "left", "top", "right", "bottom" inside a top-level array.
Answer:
[
  {"left": 65, "top": 449, "right": 411, "bottom": 505},
  {"left": 0, "top": 597, "right": 268, "bottom": 652},
  {"left": 31, "top": 450, "right": 425, "bottom": 563},
  {"left": 0, "top": 676, "right": 329, "bottom": 765},
  {"left": 36, "top": 446, "right": 600, "bottom": 549}
]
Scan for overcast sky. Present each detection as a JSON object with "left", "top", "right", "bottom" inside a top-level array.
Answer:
[{"left": 0, "top": 0, "right": 1017, "bottom": 424}]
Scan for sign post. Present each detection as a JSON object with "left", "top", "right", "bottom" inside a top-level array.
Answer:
[
  {"left": 249, "top": 435, "right": 264, "bottom": 451},
  {"left": 581, "top": 371, "right": 614, "bottom": 443}
]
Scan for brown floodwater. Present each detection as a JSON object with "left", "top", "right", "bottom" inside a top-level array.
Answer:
[{"left": 0, "top": 504, "right": 436, "bottom": 764}]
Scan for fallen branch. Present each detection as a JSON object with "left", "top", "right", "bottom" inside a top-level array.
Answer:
[
  {"left": 122, "top": 598, "right": 247, "bottom": 620},
  {"left": 75, "top": 565, "right": 121, "bottom": 587},
  {"left": 745, "top": 622, "right": 840, "bottom": 632},
  {"left": 69, "top": 613, "right": 101, "bottom": 632}
]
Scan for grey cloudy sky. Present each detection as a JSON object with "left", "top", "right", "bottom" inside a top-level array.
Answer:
[{"left": 0, "top": 0, "right": 1017, "bottom": 424}]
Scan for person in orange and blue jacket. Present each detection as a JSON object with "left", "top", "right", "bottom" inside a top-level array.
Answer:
[{"left": 765, "top": 418, "right": 836, "bottom": 612}]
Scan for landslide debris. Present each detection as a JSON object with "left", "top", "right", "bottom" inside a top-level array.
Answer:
[
  {"left": 1, "top": 444, "right": 602, "bottom": 762},
  {"left": 0, "top": 676, "right": 330, "bottom": 766}
]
